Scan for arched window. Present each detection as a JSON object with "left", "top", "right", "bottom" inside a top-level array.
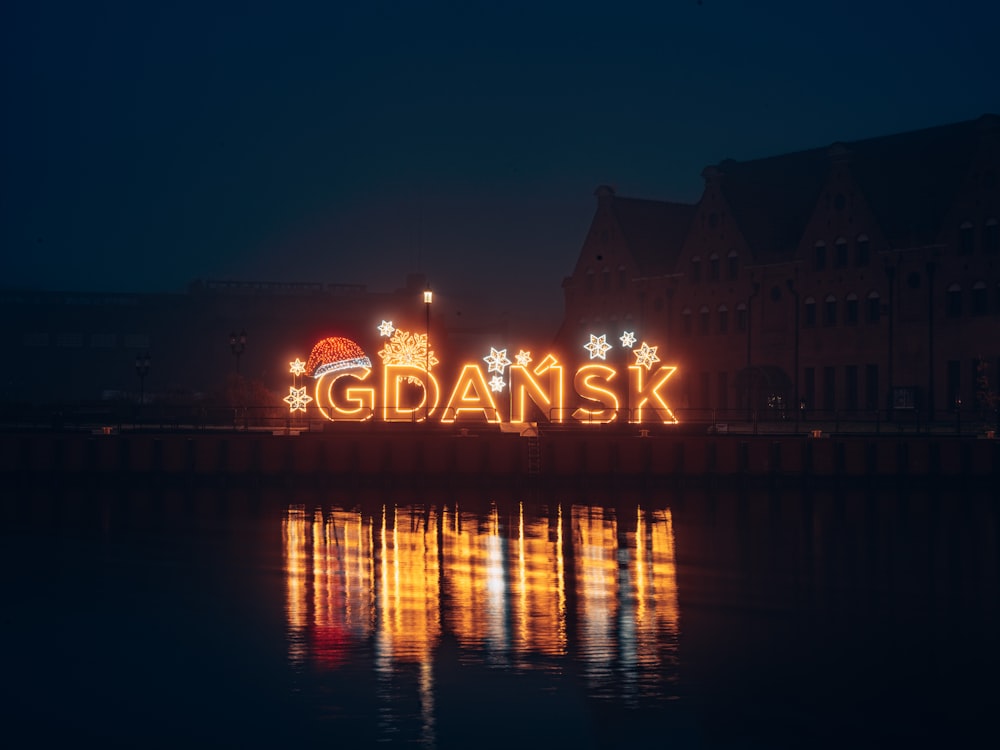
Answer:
[
  {"left": 824, "top": 294, "right": 837, "bottom": 326},
  {"left": 856, "top": 234, "right": 870, "bottom": 266},
  {"left": 681, "top": 307, "right": 693, "bottom": 336},
  {"left": 814, "top": 241, "right": 827, "bottom": 271},
  {"left": 709, "top": 253, "right": 720, "bottom": 282},
  {"left": 727, "top": 250, "right": 739, "bottom": 280},
  {"left": 960, "top": 221, "right": 974, "bottom": 255},
  {"left": 718, "top": 304, "right": 729, "bottom": 334},
  {"left": 804, "top": 296, "right": 816, "bottom": 328},
  {"left": 867, "top": 291, "right": 881, "bottom": 323},
  {"left": 585, "top": 268, "right": 595, "bottom": 294},
  {"left": 835, "top": 237, "right": 848, "bottom": 268},
  {"left": 691, "top": 256, "right": 702, "bottom": 283},
  {"left": 736, "top": 302, "right": 748, "bottom": 332},
  {"left": 845, "top": 292, "right": 859, "bottom": 325},
  {"left": 699, "top": 305, "right": 710, "bottom": 334},
  {"left": 947, "top": 283, "right": 962, "bottom": 317},
  {"left": 618, "top": 264, "right": 627, "bottom": 290},
  {"left": 985, "top": 219, "right": 999, "bottom": 254},
  {"left": 601, "top": 267, "right": 611, "bottom": 293},
  {"left": 972, "top": 281, "right": 988, "bottom": 315}
]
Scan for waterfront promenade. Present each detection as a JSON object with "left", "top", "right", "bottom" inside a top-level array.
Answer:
[{"left": 2, "top": 423, "right": 996, "bottom": 488}]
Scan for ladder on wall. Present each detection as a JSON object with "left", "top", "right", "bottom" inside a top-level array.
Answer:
[{"left": 526, "top": 435, "right": 541, "bottom": 475}]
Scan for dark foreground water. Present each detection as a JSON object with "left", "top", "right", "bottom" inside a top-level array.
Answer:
[{"left": 2, "top": 481, "right": 998, "bottom": 749}]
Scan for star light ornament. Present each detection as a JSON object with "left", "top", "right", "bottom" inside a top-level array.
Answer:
[
  {"left": 515, "top": 350, "right": 532, "bottom": 367},
  {"left": 633, "top": 342, "right": 660, "bottom": 370},
  {"left": 619, "top": 331, "right": 637, "bottom": 348},
  {"left": 489, "top": 374, "right": 506, "bottom": 393},
  {"left": 483, "top": 347, "right": 512, "bottom": 374},
  {"left": 289, "top": 358, "right": 307, "bottom": 376},
  {"left": 377, "top": 320, "right": 395, "bottom": 338},
  {"left": 284, "top": 386, "right": 313, "bottom": 413},
  {"left": 584, "top": 334, "right": 612, "bottom": 360}
]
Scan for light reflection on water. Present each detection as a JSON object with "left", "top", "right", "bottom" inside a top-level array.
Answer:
[
  {"left": 282, "top": 501, "right": 681, "bottom": 742},
  {"left": 4, "top": 483, "right": 999, "bottom": 748}
]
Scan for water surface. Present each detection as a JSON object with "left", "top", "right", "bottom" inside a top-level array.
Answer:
[{"left": 2, "top": 483, "right": 997, "bottom": 748}]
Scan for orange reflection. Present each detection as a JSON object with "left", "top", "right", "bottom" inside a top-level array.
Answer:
[{"left": 282, "top": 500, "right": 680, "bottom": 701}]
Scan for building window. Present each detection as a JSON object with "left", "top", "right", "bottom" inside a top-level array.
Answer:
[
  {"left": 867, "top": 291, "right": 881, "bottom": 323},
  {"left": 700, "top": 372, "right": 710, "bottom": 407},
  {"left": 602, "top": 268, "right": 610, "bottom": 293},
  {"left": 972, "top": 282, "right": 988, "bottom": 315},
  {"left": 814, "top": 242, "right": 827, "bottom": 271},
  {"left": 804, "top": 367, "right": 815, "bottom": 412},
  {"left": 856, "top": 234, "right": 870, "bottom": 266},
  {"left": 691, "top": 257, "right": 701, "bottom": 283},
  {"left": 834, "top": 238, "right": 848, "bottom": 269},
  {"left": 618, "top": 265, "right": 627, "bottom": 290},
  {"left": 823, "top": 366, "right": 836, "bottom": 411},
  {"left": 985, "top": 219, "right": 999, "bottom": 254},
  {"left": 736, "top": 303, "right": 747, "bottom": 332},
  {"left": 959, "top": 221, "right": 974, "bottom": 255},
  {"left": 699, "top": 305, "right": 710, "bottom": 335},
  {"left": 845, "top": 293, "right": 859, "bottom": 325},
  {"left": 586, "top": 269, "right": 595, "bottom": 294},
  {"left": 717, "top": 371, "right": 729, "bottom": 410},
  {"left": 824, "top": 294, "right": 837, "bottom": 327},
  {"left": 845, "top": 365, "right": 858, "bottom": 411},
  {"left": 709, "top": 253, "right": 720, "bottom": 282},
  {"left": 865, "top": 364, "right": 879, "bottom": 411},
  {"left": 682, "top": 308, "right": 692, "bottom": 336},
  {"left": 727, "top": 250, "right": 739, "bottom": 280},
  {"left": 947, "top": 360, "right": 960, "bottom": 408},
  {"left": 804, "top": 297, "right": 816, "bottom": 328},
  {"left": 718, "top": 305, "right": 728, "bottom": 334},
  {"left": 947, "top": 283, "right": 962, "bottom": 317}
]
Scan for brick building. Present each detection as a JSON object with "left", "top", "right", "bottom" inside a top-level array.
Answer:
[{"left": 557, "top": 114, "right": 1000, "bottom": 425}]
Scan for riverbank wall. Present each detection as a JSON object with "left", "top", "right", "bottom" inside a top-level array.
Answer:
[{"left": 1, "top": 428, "right": 996, "bottom": 489}]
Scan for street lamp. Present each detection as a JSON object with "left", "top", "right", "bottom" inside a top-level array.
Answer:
[
  {"left": 424, "top": 286, "right": 432, "bottom": 422},
  {"left": 229, "top": 329, "right": 247, "bottom": 375},
  {"left": 135, "top": 352, "right": 150, "bottom": 427}
]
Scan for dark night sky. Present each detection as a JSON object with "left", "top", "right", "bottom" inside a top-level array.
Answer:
[{"left": 2, "top": 1, "right": 999, "bottom": 328}]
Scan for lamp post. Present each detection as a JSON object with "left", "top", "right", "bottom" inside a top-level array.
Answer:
[
  {"left": 135, "top": 352, "right": 150, "bottom": 428},
  {"left": 229, "top": 329, "right": 247, "bottom": 375},
  {"left": 424, "top": 285, "right": 433, "bottom": 422}
]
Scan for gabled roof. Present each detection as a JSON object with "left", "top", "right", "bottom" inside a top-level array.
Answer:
[
  {"left": 610, "top": 195, "right": 696, "bottom": 277},
  {"left": 715, "top": 149, "right": 829, "bottom": 260},
  {"left": 711, "top": 114, "right": 997, "bottom": 256},
  {"left": 846, "top": 116, "right": 992, "bottom": 247}
]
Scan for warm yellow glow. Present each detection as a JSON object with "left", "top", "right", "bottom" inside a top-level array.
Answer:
[
  {"left": 424, "top": 289, "right": 433, "bottom": 304},
  {"left": 284, "top": 385, "right": 313, "bottom": 412},
  {"left": 282, "top": 506, "right": 308, "bottom": 665},
  {"left": 315, "top": 368, "right": 375, "bottom": 421},
  {"left": 381, "top": 364, "right": 441, "bottom": 422},
  {"left": 440, "top": 364, "right": 501, "bottom": 423},
  {"left": 629, "top": 364, "right": 679, "bottom": 423},
  {"left": 572, "top": 364, "right": 620, "bottom": 423},
  {"left": 509, "top": 358, "right": 565, "bottom": 423},
  {"left": 282, "top": 501, "right": 678, "bottom": 699}
]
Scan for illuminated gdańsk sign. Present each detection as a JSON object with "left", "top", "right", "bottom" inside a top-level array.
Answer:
[{"left": 283, "top": 322, "right": 679, "bottom": 425}]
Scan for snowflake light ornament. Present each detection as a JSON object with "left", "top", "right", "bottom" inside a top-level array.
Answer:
[
  {"left": 284, "top": 386, "right": 313, "bottom": 412},
  {"left": 378, "top": 329, "right": 438, "bottom": 371},
  {"left": 633, "top": 342, "right": 660, "bottom": 370},
  {"left": 619, "top": 331, "right": 637, "bottom": 348},
  {"left": 377, "top": 320, "right": 395, "bottom": 337},
  {"left": 515, "top": 350, "right": 532, "bottom": 367},
  {"left": 489, "top": 374, "right": 506, "bottom": 393},
  {"left": 483, "top": 347, "right": 512, "bottom": 374},
  {"left": 584, "top": 334, "right": 612, "bottom": 360},
  {"left": 289, "top": 358, "right": 307, "bottom": 376}
]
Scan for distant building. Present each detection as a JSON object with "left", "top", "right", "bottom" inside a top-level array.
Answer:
[
  {"left": 558, "top": 114, "right": 1000, "bottom": 422},
  {"left": 0, "top": 273, "right": 513, "bottom": 406}
]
